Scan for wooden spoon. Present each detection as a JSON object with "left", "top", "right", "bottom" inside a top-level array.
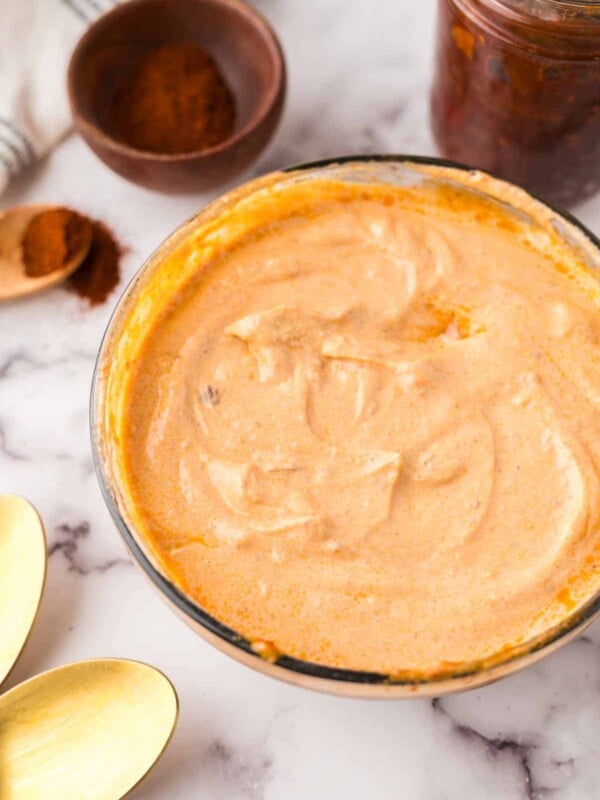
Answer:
[
  {"left": 0, "top": 205, "right": 92, "bottom": 300},
  {"left": 0, "top": 659, "right": 179, "bottom": 799},
  {"left": 0, "top": 495, "right": 46, "bottom": 688}
]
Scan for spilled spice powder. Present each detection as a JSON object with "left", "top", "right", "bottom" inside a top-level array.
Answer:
[
  {"left": 66, "top": 220, "right": 122, "bottom": 306},
  {"left": 110, "top": 43, "right": 236, "bottom": 154},
  {"left": 22, "top": 208, "right": 92, "bottom": 278}
]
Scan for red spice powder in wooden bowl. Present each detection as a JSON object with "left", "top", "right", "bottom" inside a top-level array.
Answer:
[{"left": 110, "top": 43, "right": 236, "bottom": 155}]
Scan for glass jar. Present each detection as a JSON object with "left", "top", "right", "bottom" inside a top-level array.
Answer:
[{"left": 430, "top": 0, "right": 600, "bottom": 207}]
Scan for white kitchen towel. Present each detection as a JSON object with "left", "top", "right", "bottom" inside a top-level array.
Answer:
[{"left": 0, "top": 0, "right": 119, "bottom": 195}]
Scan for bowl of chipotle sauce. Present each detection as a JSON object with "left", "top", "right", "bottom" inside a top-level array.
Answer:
[{"left": 92, "top": 156, "right": 600, "bottom": 697}]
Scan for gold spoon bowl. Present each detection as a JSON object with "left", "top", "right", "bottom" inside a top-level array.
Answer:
[
  {"left": 0, "top": 658, "right": 179, "bottom": 799},
  {"left": 0, "top": 495, "right": 46, "bottom": 688}
]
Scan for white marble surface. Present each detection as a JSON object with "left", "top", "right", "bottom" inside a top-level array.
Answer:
[{"left": 2, "top": 1, "right": 600, "bottom": 798}]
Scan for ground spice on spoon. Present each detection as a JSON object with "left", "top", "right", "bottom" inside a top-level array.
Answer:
[
  {"left": 22, "top": 208, "right": 91, "bottom": 278},
  {"left": 21, "top": 207, "right": 122, "bottom": 305},
  {"left": 110, "top": 43, "right": 236, "bottom": 154}
]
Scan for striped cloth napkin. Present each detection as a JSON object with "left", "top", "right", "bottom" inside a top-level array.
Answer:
[{"left": 0, "top": 0, "right": 119, "bottom": 195}]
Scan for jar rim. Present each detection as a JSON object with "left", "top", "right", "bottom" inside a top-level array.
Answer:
[
  {"left": 453, "top": 0, "right": 600, "bottom": 55},
  {"left": 477, "top": 0, "right": 600, "bottom": 23}
]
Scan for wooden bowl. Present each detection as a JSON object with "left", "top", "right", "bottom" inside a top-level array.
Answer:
[{"left": 67, "top": 0, "right": 286, "bottom": 193}]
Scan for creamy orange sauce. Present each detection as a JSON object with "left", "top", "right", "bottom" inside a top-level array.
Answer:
[{"left": 119, "top": 174, "right": 600, "bottom": 674}]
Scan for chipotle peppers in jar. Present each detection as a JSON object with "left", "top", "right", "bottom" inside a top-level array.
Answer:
[{"left": 431, "top": 0, "right": 600, "bottom": 207}]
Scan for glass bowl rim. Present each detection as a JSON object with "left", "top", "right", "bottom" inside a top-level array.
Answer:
[{"left": 90, "top": 153, "right": 600, "bottom": 691}]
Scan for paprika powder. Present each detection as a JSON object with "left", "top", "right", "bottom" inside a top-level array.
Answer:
[
  {"left": 66, "top": 220, "right": 122, "bottom": 306},
  {"left": 111, "top": 43, "right": 236, "bottom": 154},
  {"left": 22, "top": 208, "right": 92, "bottom": 278}
]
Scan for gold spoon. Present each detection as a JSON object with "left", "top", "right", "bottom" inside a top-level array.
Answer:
[
  {"left": 0, "top": 495, "right": 46, "bottom": 688},
  {"left": 0, "top": 658, "right": 179, "bottom": 799},
  {"left": 0, "top": 204, "right": 92, "bottom": 300}
]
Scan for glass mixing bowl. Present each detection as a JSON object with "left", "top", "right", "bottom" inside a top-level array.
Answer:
[{"left": 91, "top": 156, "right": 600, "bottom": 697}]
